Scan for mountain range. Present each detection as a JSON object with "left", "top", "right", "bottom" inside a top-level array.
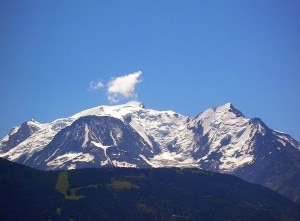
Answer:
[{"left": 1, "top": 101, "right": 300, "bottom": 201}]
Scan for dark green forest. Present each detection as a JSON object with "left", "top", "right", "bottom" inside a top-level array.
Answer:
[{"left": 0, "top": 158, "right": 299, "bottom": 221}]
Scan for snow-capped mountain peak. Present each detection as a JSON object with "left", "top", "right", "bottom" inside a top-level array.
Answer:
[
  {"left": 1, "top": 101, "right": 300, "bottom": 201},
  {"left": 187, "top": 103, "right": 253, "bottom": 172},
  {"left": 213, "top": 102, "right": 245, "bottom": 118},
  {"left": 0, "top": 119, "right": 44, "bottom": 154},
  {"left": 71, "top": 101, "right": 145, "bottom": 120},
  {"left": 123, "top": 100, "right": 145, "bottom": 108}
]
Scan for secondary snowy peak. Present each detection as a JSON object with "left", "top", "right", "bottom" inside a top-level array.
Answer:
[
  {"left": 0, "top": 117, "right": 74, "bottom": 161},
  {"left": 190, "top": 103, "right": 245, "bottom": 134},
  {"left": 0, "top": 119, "right": 43, "bottom": 154},
  {"left": 187, "top": 103, "right": 291, "bottom": 173},
  {"left": 25, "top": 119, "right": 44, "bottom": 128},
  {"left": 188, "top": 105, "right": 253, "bottom": 172}
]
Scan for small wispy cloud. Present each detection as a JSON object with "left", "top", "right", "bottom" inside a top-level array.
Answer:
[
  {"left": 88, "top": 70, "right": 142, "bottom": 103},
  {"left": 107, "top": 71, "right": 142, "bottom": 103},
  {"left": 89, "top": 80, "right": 104, "bottom": 91}
]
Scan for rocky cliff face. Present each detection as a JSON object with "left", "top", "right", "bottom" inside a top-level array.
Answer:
[{"left": 26, "top": 115, "right": 153, "bottom": 170}]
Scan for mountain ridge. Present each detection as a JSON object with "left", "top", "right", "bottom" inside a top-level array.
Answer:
[{"left": 1, "top": 101, "right": 300, "bottom": 201}]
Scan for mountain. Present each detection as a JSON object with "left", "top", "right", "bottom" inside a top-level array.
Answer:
[
  {"left": 0, "top": 158, "right": 299, "bottom": 221},
  {"left": 1, "top": 101, "right": 300, "bottom": 201},
  {"left": 0, "top": 119, "right": 43, "bottom": 153}
]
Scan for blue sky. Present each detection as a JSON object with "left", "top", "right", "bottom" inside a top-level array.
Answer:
[{"left": 1, "top": 0, "right": 299, "bottom": 140}]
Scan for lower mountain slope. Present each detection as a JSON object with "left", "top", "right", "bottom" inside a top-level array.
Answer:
[{"left": 0, "top": 158, "right": 299, "bottom": 221}]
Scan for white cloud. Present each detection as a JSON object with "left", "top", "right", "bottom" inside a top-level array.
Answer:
[
  {"left": 107, "top": 71, "right": 142, "bottom": 103},
  {"left": 89, "top": 80, "right": 104, "bottom": 90}
]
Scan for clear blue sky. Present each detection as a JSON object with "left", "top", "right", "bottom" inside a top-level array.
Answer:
[{"left": 1, "top": 0, "right": 299, "bottom": 140}]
